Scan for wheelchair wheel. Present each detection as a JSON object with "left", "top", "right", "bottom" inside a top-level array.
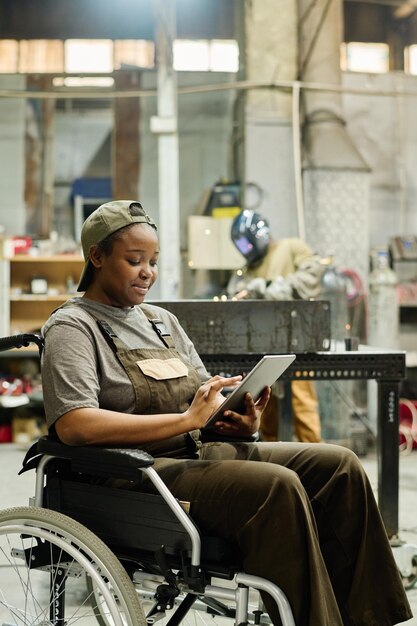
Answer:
[{"left": 0, "top": 506, "right": 146, "bottom": 626}]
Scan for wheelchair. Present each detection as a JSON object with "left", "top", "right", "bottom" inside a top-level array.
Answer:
[{"left": 0, "top": 333, "right": 296, "bottom": 626}]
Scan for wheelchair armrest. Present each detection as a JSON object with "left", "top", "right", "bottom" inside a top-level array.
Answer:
[{"left": 28, "top": 435, "right": 155, "bottom": 480}]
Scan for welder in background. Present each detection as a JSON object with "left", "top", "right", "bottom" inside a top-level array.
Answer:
[{"left": 227, "top": 209, "right": 324, "bottom": 443}]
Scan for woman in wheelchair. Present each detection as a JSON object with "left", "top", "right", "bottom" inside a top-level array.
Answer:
[{"left": 41, "top": 200, "right": 412, "bottom": 626}]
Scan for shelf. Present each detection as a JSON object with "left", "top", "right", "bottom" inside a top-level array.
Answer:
[
  {"left": 0, "top": 346, "right": 40, "bottom": 358},
  {"left": 7, "top": 255, "right": 83, "bottom": 263},
  {"left": 0, "top": 254, "right": 85, "bottom": 336},
  {"left": 10, "top": 294, "right": 76, "bottom": 302}
]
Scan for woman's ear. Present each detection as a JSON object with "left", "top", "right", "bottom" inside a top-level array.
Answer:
[{"left": 88, "top": 245, "right": 103, "bottom": 269}]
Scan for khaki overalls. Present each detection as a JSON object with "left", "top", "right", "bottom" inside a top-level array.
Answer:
[{"left": 96, "top": 308, "right": 202, "bottom": 458}]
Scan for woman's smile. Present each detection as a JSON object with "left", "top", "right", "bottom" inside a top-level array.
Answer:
[{"left": 132, "top": 283, "right": 150, "bottom": 294}]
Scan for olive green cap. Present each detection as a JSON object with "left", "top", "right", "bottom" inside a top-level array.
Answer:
[{"left": 77, "top": 200, "right": 157, "bottom": 292}]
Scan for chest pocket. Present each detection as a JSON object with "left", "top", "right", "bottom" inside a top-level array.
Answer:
[
  {"left": 95, "top": 314, "right": 201, "bottom": 416},
  {"left": 115, "top": 346, "right": 199, "bottom": 415},
  {"left": 136, "top": 358, "right": 188, "bottom": 380},
  {"left": 133, "top": 355, "right": 193, "bottom": 413}
]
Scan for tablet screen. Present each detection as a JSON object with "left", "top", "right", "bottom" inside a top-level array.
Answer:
[{"left": 203, "top": 354, "right": 295, "bottom": 430}]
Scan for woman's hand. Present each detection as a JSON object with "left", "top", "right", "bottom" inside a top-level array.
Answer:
[
  {"left": 212, "top": 386, "right": 271, "bottom": 437},
  {"left": 185, "top": 375, "right": 242, "bottom": 429}
]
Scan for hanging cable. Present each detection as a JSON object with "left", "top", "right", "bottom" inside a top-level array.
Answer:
[
  {"left": 299, "top": 0, "right": 335, "bottom": 78},
  {"left": 299, "top": 0, "right": 321, "bottom": 27},
  {"left": 292, "top": 81, "right": 306, "bottom": 240}
]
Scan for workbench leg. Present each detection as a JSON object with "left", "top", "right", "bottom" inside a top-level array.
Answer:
[
  {"left": 280, "top": 381, "right": 293, "bottom": 442},
  {"left": 377, "top": 379, "right": 400, "bottom": 538}
]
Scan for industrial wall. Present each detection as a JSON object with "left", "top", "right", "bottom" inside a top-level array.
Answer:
[
  {"left": 2, "top": 70, "right": 417, "bottom": 292},
  {"left": 342, "top": 71, "right": 417, "bottom": 247},
  {"left": 0, "top": 76, "right": 25, "bottom": 235}
]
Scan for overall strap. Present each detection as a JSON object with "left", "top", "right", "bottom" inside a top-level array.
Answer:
[
  {"left": 141, "top": 306, "right": 176, "bottom": 349},
  {"left": 51, "top": 300, "right": 175, "bottom": 351},
  {"left": 96, "top": 319, "right": 128, "bottom": 353}
]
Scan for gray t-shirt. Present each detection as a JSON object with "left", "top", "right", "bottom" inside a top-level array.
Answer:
[{"left": 41, "top": 297, "right": 210, "bottom": 429}]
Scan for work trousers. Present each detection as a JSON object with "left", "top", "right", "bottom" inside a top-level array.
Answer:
[
  {"left": 291, "top": 381, "right": 321, "bottom": 443},
  {"left": 260, "top": 381, "right": 321, "bottom": 443},
  {"left": 148, "top": 442, "right": 412, "bottom": 626}
]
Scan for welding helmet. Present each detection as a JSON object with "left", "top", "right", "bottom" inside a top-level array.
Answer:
[{"left": 231, "top": 210, "right": 271, "bottom": 265}]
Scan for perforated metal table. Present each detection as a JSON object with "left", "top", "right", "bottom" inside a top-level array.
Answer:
[{"left": 201, "top": 345, "right": 406, "bottom": 538}]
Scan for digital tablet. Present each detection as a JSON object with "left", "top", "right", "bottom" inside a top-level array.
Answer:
[{"left": 203, "top": 354, "right": 296, "bottom": 430}]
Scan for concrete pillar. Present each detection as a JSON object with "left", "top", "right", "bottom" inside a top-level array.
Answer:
[
  {"left": 0, "top": 76, "right": 29, "bottom": 236},
  {"left": 298, "top": 0, "right": 370, "bottom": 280},
  {"left": 153, "top": 0, "right": 180, "bottom": 299},
  {"left": 25, "top": 75, "right": 55, "bottom": 237},
  {"left": 243, "top": 0, "right": 299, "bottom": 237},
  {"left": 113, "top": 71, "right": 141, "bottom": 200},
  {"left": 245, "top": 0, "right": 296, "bottom": 117}
]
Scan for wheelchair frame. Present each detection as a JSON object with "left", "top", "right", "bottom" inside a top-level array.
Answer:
[{"left": 0, "top": 333, "right": 296, "bottom": 626}]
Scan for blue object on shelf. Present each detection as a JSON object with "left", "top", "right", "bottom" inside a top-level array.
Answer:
[{"left": 71, "top": 177, "right": 112, "bottom": 200}]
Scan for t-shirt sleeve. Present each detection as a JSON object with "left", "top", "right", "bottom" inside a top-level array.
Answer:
[{"left": 41, "top": 322, "right": 101, "bottom": 428}]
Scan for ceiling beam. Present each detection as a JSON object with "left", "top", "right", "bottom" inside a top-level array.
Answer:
[
  {"left": 345, "top": 0, "right": 407, "bottom": 5},
  {"left": 345, "top": 0, "right": 417, "bottom": 21}
]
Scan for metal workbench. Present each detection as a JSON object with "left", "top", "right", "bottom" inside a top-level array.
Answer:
[{"left": 200, "top": 345, "right": 405, "bottom": 539}]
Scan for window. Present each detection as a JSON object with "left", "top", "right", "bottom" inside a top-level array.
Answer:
[
  {"left": 174, "top": 40, "right": 210, "bottom": 71},
  {"left": 0, "top": 40, "right": 18, "bottom": 72},
  {"left": 19, "top": 40, "right": 64, "bottom": 73},
  {"left": 114, "top": 40, "right": 154, "bottom": 69},
  {"left": 52, "top": 76, "right": 115, "bottom": 88},
  {"left": 341, "top": 42, "right": 389, "bottom": 74},
  {"left": 65, "top": 39, "right": 113, "bottom": 73},
  {"left": 405, "top": 45, "right": 417, "bottom": 75},
  {"left": 0, "top": 40, "right": 64, "bottom": 73},
  {"left": 210, "top": 40, "right": 239, "bottom": 72},
  {"left": 174, "top": 39, "right": 239, "bottom": 72},
  {"left": 0, "top": 37, "right": 238, "bottom": 75}
]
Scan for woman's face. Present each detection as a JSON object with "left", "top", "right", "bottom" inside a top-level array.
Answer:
[{"left": 88, "top": 223, "right": 159, "bottom": 307}]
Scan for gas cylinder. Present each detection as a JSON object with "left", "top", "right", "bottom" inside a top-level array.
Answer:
[
  {"left": 320, "top": 257, "right": 349, "bottom": 341},
  {"left": 367, "top": 250, "right": 399, "bottom": 435},
  {"left": 368, "top": 250, "right": 399, "bottom": 349}
]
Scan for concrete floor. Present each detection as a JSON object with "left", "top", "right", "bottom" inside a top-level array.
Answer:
[{"left": 0, "top": 442, "right": 416, "bottom": 625}]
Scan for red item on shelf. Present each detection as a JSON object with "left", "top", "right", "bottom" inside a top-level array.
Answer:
[
  {"left": 399, "top": 399, "right": 417, "bottom": 450},
  {"left": 0, "top": 424, "right": 12, "bottom": 443},
  {"left": 0, "top": 378, "right": 24, "bottom": 396},
  {"left": 10, "top": 236, "right": 32, "bottom": 255}
]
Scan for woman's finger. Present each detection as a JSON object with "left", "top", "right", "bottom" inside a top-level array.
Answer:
[
  {"left": 204, "top": 375, "right": 242, "bottom": 392},
  {"left": 255, "top": 386, "right": 271, "bottom": 408}
]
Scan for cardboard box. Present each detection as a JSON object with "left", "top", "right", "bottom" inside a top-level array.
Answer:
[
  {"left": 188, "top": 215, "right": 243, "bottom": 270},
  {"left": 12, "top": 416, "right": 47, "bottom": 444}
]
